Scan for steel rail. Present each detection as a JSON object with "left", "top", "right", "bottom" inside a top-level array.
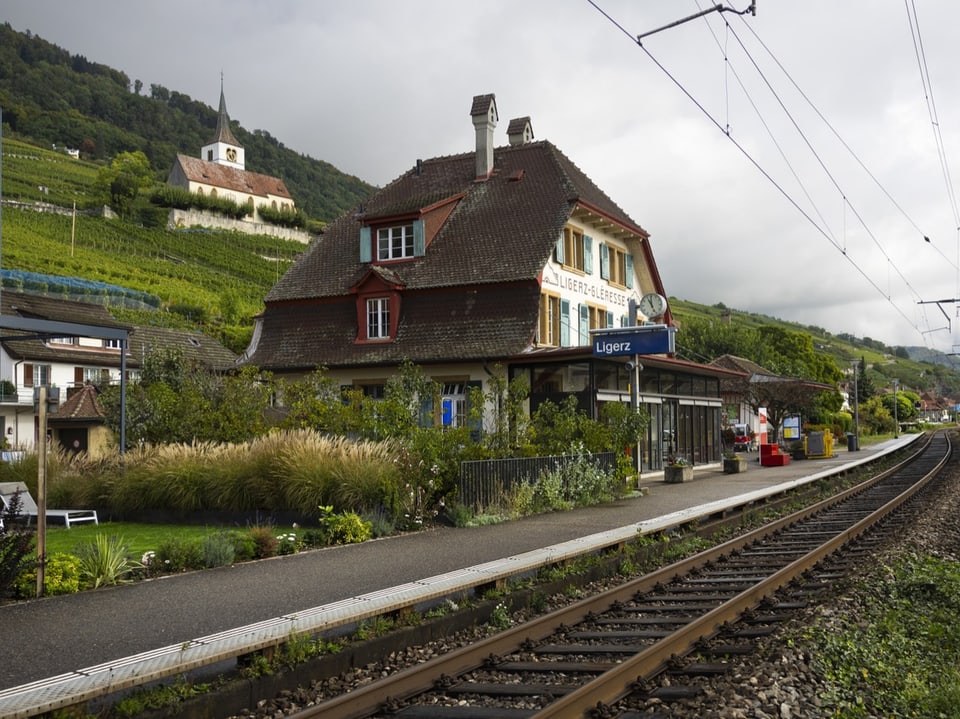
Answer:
[
  {"left": 533, "top": 433, "right": 950, "bottom": 717},
  {"left": 288, "top": 434, "right": 943, "bottom": 719}
]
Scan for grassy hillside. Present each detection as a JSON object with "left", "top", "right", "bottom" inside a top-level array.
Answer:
[
  {"left": 668, "top": 297, "right": 960, "bottom": 398},
  {"left": 2, "top": 138, "right": 304, "bottom": 351}
]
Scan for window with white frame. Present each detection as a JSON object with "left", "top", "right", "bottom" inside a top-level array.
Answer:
[
  {"left": 103, "top": 338, "right": 123, "bottom": 350},
  {"left": 49, "top": 337, "right": 76, "bottom": 346},
  {"left": 83, "top": 367, "right": 112, "bottom": 385},
  {"left": 441, "top": 382, "right": 467, "bottom": 427},
  {"left": 539, "top": 293, "right": 561, "bottom": 346},
  {"left": 30, "top": 364, "right": 52, "bottom": 387},
  {"left": 366, "top": 297, "right": 390, "bottom": 339},
  {"left": 377, "top": 223, "right": 415, "bottom": 261}
]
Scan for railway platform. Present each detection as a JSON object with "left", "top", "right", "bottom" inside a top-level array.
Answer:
[{"left": 1, "top": 435, "right": 920, "bottom": 694}]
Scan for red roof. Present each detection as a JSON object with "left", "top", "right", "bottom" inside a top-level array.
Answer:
[{"left": 172, "top": 154, "right": 292, "bottom": 200}]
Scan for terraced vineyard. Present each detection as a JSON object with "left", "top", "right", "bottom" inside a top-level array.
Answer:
[{"left": 1, "top": 137, "right": 307, "bottom": 336}]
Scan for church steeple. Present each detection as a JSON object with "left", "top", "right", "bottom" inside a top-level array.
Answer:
[{"left": 201, "top": 76, "right": 244, "bottom": 170}]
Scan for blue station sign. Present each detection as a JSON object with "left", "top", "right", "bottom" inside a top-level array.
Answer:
[{"left": 590, "top": 325, "right": 676, "bottom": 357}]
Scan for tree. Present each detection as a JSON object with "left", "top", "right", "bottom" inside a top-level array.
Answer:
[
  {"left": 856, "top": 356, "right": 876, "bottom": 403},
  {"left": 95, "top": 150, "right": 155, "bottom": 216},
  {"left": 728, "top": 374, "right": 826, "bottom": 443}
]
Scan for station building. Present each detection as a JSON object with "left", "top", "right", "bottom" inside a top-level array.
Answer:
[{"left": 240, "top": 94, "right": 741, "bottom": 469}]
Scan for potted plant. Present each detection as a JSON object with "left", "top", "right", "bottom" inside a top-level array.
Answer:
[
  {"left": 664, "top": 455, "right": 693, "bottom": 483},
  {"left": 722, "top": 450, "right": 747, "bottom": 474}
]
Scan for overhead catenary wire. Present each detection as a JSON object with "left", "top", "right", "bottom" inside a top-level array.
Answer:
[
  {"left": 586, "top": 0, "right": 925, "bottom": 339},
  {"left": 717, "top": 14, "right": 928, "bottom": 305}
]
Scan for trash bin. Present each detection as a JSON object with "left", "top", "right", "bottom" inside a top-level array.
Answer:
[{"left": 846, "top": 433, "right": 859, "bottom": 452}]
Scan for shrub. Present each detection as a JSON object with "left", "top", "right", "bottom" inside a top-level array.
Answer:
[
  {"left": 228, "top": 530, "right": 257, "bottom": 561},
  {"left": 16, "top": 552, "right": 82, "bottom": 597},
  {"left": 154, "top": 537, "right": 204, "bottom": 572},
  {"left": 275, "top": 531, "right": 301, "bottom": 556},
  {"left": 248, "top": 525, "right": 278, "bottom": 559},
  {"left": 201, "top": 532, "right": 235, "bottom": 568},
  {"left": 0, "top": 490, "right": 34, "bottom": 597},
  {"left": 317, "top": 506, "right": 372, "bottom": 545},
  {"left": 362, "top": 508, "right": 395, "bottom": 538},
  {"left": 76, "top": 534, "right": 141, "bottom": 588}
]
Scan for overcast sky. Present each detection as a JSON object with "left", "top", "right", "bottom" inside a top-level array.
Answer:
[{"left": 5, "top": 1, "right": 960, "bottom": 356}]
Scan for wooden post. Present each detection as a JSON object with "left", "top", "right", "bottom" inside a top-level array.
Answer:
[{"left": 36, "top": 386, "right": 48, "bottom": 598}]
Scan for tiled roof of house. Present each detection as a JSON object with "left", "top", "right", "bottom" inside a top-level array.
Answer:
[
  {"left": 173, "top": 154, "right": 292, "bottom": 200},
  {"left": 126, "top": 325, "right": 238, "bottom": 371},
  {"left": 245, "top": 139, "right": 651, "bottom": 369},
  {"left": 710, "top": 354, "right": 777, "bottom": 379},
  {"left": 55, "top": 383, "right": 105, "bottom": 421},
  {"left": 266, "top": 140, "right": 646, "bottom": 301},
  {"left": 247, "top": 284, "right": 540, "bottom": 370},
  {"left": 0, "top": 291, "right": 237, "bottom": 370}
]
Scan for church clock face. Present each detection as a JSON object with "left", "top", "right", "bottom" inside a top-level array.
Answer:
[{"left": 226, "top": 148, "right": 237, "bottom": 162}]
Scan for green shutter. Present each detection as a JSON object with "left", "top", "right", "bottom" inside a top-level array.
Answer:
[
  {"left": 555, "top": 231, "right": 565, "bottom": 263},
  {"left": 465, "top": 380, "right": 483, "bottom": 442},
  {"left": 599, "top": 243, "right": 609, "bottom": 279},
  {"left": 560, "top": 299, "right": 571, "bottom": 347},
  {"left": 606, "top": 310, "right": 614, "bottom": 327},
  {"left": 579, "top": 304, "right": 589, "bottom": 345},
  {"left": 419, "top": 395, "right": 434, "bottom": 427},
  {"left": 625, "top": 253, "right": 634, "bottom": 288},
  {"left": 360, "top": 226, "right": 372, "bottom": 262},
  {"left": 583, "top": 235, "right": 593, "bottom": 274},
  {"left": 413, "top": 220, "right": 425, "bottom": 256}
]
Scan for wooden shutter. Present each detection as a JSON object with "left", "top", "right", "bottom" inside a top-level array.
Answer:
[
  {"left": 583, "top": 235, "right": 593, "bottom": 274},
  {"left": 625, "top": 254, "right": 634, "bottom": 288},
  {"left": 554, "top": 231, "right": 565, "bottom": 264},
  {"left": 599, "top": 243, "right": 609, "bottom": 279},
  {"left": 74, "top": 367, "right": 84, "bottom": 385},
  {"left": 23, "top": 364, "right": 34, "bottom": 387},
  {"left": 579, "top": 304, "right": 590, "bottom": 345},
  {"left": 360, "top": 226, "right": 372, "bottom": 262}
]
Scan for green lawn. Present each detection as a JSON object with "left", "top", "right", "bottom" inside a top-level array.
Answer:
[{"left": 37, "top": 522, "right": 298, "bottom": 560}]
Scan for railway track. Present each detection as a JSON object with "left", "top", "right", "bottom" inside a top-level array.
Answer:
[{"left": 287, "top": 432, "right": 949, "bottom": 719}]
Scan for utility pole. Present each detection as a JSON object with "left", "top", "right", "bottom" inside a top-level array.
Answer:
[{"left": 893, "top": 379, "right": 899, "bottom": 438}]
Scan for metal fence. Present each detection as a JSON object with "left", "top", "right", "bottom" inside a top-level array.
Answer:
[{"left": 457, "top": 451, "right": 617, "bottom": 511}]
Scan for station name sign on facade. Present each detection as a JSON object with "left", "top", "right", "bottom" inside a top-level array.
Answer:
[{"left": 590, "top": 325, "right": 676, "bottom": 357}]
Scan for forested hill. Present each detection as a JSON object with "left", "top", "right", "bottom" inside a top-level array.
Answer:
[{"left": 0, "top": 23, "right": 375, "bottom": 221}]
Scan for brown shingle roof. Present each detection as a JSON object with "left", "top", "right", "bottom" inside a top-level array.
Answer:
[
  {"left": 173, "top": 154, "right": 292, "bottom": 200},
  {"left": 266, "top": 141, "right": 647, "bottom": 302},
  {"left": 56, "top": 384, "right": 105, "bottom": 421},
  {"left": 0, "top": 291, "right": 237, "bottom": 370},
  {"left": 246, "top": 139, "right": 654, "bottom": 370}
]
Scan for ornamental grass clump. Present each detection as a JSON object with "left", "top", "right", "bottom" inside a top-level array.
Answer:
[{"left": 76, "top": 534, "right": 141, "bottom": 588}]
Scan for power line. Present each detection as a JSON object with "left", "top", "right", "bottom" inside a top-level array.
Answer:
[{"left": 585, "top": 1, "right": 924, "bottom": 339}]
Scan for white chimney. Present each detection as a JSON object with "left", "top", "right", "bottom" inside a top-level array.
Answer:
[
  {"left": 470, "top": 94, "right": 498, "bottom": 179},
  {"left": 507, "top": 117, "right": 534, "bottom": 145}
]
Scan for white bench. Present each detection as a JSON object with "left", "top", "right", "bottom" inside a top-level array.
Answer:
[{"left": 0, "top": 481, "right": 98, "bottom": 529}]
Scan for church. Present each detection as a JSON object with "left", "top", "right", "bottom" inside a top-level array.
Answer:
[{"left": 166, "top": 83, "right": 296, "bottom": 227}]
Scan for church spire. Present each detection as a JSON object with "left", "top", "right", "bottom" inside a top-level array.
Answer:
[{"left": 208, "top": 75, "right": 241, "bottom": 147}]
